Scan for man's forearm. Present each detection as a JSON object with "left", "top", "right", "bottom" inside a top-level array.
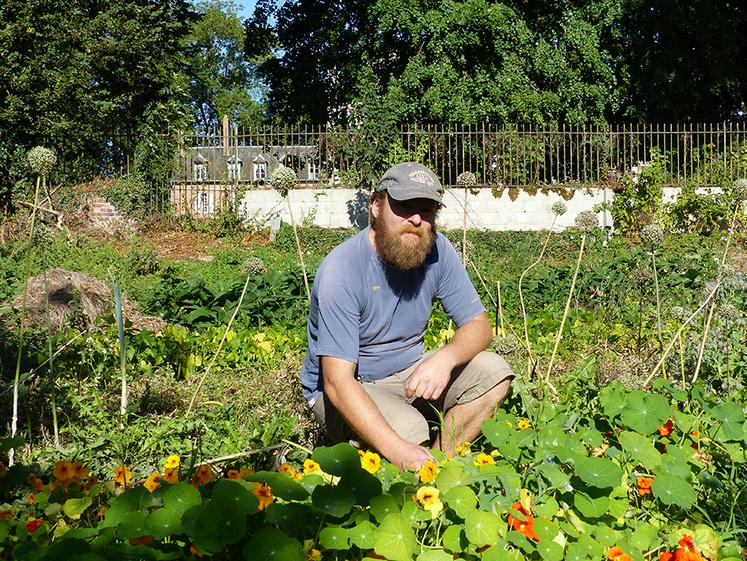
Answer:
[{"left": 438, "top": 312, "right": 492, "bottom": 367}]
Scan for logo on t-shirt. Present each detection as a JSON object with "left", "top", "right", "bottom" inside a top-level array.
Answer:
[{"left": 372, "top": 285, "right": 381, "bottom": 292}]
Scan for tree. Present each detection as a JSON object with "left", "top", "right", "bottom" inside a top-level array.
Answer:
[
  {"left": 184, "top": 0, "right": 266, "bottom": 131},
  {"left": 0, "top": 0, "right": 195, "bottom": 205}
]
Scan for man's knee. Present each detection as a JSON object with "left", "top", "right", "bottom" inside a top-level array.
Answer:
[{"left": 446, "top": 351, "right": 514, "bottom": 407}]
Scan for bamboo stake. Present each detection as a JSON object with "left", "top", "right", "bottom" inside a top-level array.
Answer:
[{"left": 286, "top": 194, "right": 311, "bottom": 301}]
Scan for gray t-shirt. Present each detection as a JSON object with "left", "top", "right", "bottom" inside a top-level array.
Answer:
[{"left": 300, "top": 227, "right": 485, "bottom": 404}]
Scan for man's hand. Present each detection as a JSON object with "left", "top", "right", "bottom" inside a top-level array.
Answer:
[
  {"left": 385, "top": 440, "right": 435, "bottom": 471},
  {"left": 405, "top": 351, "right": 455, "bottom": 400}
]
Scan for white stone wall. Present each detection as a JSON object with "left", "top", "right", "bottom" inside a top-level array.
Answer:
[{"left": 238, "top": 186, "right": 704, "bottom": 232}]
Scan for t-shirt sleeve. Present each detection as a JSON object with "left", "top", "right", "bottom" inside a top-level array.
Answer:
[
  {"left": 314, "top": 260, "right": 360, "bottom": 364},
  {"left": 435, "top": 237, "right": 485, "bottom": 326}
]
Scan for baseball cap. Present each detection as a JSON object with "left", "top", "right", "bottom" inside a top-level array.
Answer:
[{"left": 376, "top": 162, "right": 444, "bottom": 206}]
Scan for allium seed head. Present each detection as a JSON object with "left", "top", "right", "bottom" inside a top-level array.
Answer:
[
  {"left": 631, "top": 262, "right": 653, "bottom": 285},
  {"left": 670, "top": 306, "right": 689, "bottom": 322},
  {"left": 491, "top": 335, "right": 517, "bottom": 355},
  {"left": 551, "top": 201, "right": 567, "bottom": 216},
  {"left": 575, "top": 210, "right": 598, "bottom": 232},
  {"left": 456, "top": 171, "right": 477, "bottom": 188},
  {"left": 640, "top": 223, "right": 664, "bottom": 249},
  {"left": 27, "top": 146, "right": 57, "bottom": 176},
  {"left": 719, "top": 303, "right": 740, "bottom": 322},
  {"left": 732, "top": 178, "right": 747, "bottom": 201},
  {"left": 270, "top": 165, "right": 297, "bottom": 197},
  {"left": 242, "top": 256, "right": 266, "bottom": 276}
]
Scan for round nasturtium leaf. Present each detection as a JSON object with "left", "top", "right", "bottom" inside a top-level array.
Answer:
[
  {"left": 115, "top": 511, "right": 149, "bottom": 540},
  {"left": 212, "top": 479, "right": 259, "bottom": 515},
  {"left": 163, "top": 483, "right": 202, "bottom": 516},
  {"left": 482, "top": 418, "right": 511, "bottom": 448},
  {"left": 537, "top": 539, "right": 565, "bottom": 561},
  {"left": 619, "top": 431, "right": 662, "bottom": 470},
  {"left": 338, "top": 470, "right": 382, "bottom": 505},
  {"left": 442, "top": 524, "right": 468, "bottom": 553},
  {"left": 374, "top": 513, "right": 417, "bottom": 561},
  {"left": 435, "top": 462, "right": 470, "bottom": 493},
  {"left": 311, "top": 485, "right": 356, "bottom": 518},
  {"left": 417, "top": 549, "right": 455, "bottom": 561},
  {"left": 264, "top": 503, "right": 311, "bottom": 533},
  {"left": 191, "top": 498, "right": 247, "bottom": 553},
  {"left": 711, "top": 402, "right": 745, "bottom": 442},
  {"left": 63, "top": 497, "right": 93, "bottom": 520},
  {"left": 319, "top": 527, "right": 350, "bottom": 550},
  {"left": 100, "top": 487, "right": 147, "bottom": 528},
  {"left": 599, "top": 382, "right": 628, "bottom": 418},
  {"left": 370, "top": 494, "right": 400, "bottom": 523},
  {"left": 243, "top": 527, "right": 305, "bottom": 561},
  {"left": 464, "top": 510, "right": 500, "bottom": 547},
  {"left": 619, "top": 391, "right": 670, "bottom": 434},
  {"left": 573, "top": 492, "right": 609, "bottom": 519},
  {"left": 651, "top": 474, "right": 696, "bottom": 508},
  {"left": 443, "top": 486, "right": 477, "bottom": 520},
  {"left": 145, "top": 507, "right": 182, "bottom": 540},
  {"left": 575, "top": 457, "right": 623, "bottom": 489},
  {"left": 349, "top": 521, "right": 376, "bottom": 549},
  {"left": 311, "top": 443, "right": 362, "bottom": 476}
]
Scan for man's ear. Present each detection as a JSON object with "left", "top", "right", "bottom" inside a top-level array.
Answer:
[{"left": 370, "top": 194, "right": 383, "bottom": 220}]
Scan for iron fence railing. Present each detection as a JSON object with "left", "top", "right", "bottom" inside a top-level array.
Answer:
[{"left": 172, "top": 122, "right": 747, "bottom": 189}]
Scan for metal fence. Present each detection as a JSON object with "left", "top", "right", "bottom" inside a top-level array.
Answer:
[{"left": 168, "top": 123, "right": 747, "bottom": 215}]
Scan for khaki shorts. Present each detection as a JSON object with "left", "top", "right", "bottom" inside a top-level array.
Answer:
[{"left": 311, "top": 350, "right": 514, "bottom": 446}]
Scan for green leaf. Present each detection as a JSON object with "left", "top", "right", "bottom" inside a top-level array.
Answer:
[
  {"left": 483, "top": 547, "right": 526, "bottom": 561},
  {"left": 619, "top": 391, "right": 670, "bottom": 434},
  {"left": 697, "top": 470, "right": 722, "bottom": 490},
  {"left": 374, "top": 513, "right": 417, "bottom": 561},
  {"left": 538, "top": 463, "right": 570, "bottom": 490},
  {"left": 338, "top": 470, "right": 382, "bottom": 505},
  {"left": 537, "top": 540, "right": 564, "bottom": 561},
  {"left": 592, "top": 524, "right": 618, "bottom": 547},
  {"left": 651, "top": 474, "right": 696, "bottom": 508},
  {"left": 575, "top": 457, "right": 623, "bottom": 489},
  {"left": 443, "top": 486, "right": 477, "bottom": 519},
  {"left": 190, "top": 498, "right": 247, "bottom": 553},
  {"left": 599, "top": 382, "right": 628, "bottom": 418},
  {"left": 163, "top": 483, "right": 202, "bottom": 516},
  {"left": 566, "top": 542, "right": 592, "bottom": 561},
  {"left": 402, "top": 500, "right": 432, "bottom": 524},
  {"left": 573, "top": 492, "right": 609, "bottom": 518},
  {"left": 101, "top": 487, "right": 147, "bottom": 528},
  {"left": 370, "top": 494, "right": 400, "bottom": 523},
  {"left": 311, "top": 443, "right": 362, "bottom": 476},
  {"left": 465, "top": 510, "right": 500, "bottom": 546},
  {"left": 212, "top": 479, "right": 259, "bottom": 515},
  {"left": 349, "top": 521, "right": 376, "bottom": 549},
  {"left": 145, "top": 507, "right": 183, "bottom": 540},
  {"left": 245, "top": 472, "right": 309, "bottom": 501},
  {"left": 319, "top": 527, "right": 349, "bottom": 550},
  {"left": 483, "top": 418, "right": 512, "bottom": 448},
  {"left": 311, "top": 485, "right": 355, "bottom": 518},
  {"left": 442, "top": 524, "right": 468, "bottom": 553},
  {"left": 619, "top": 431, "right": 662, "bottom": 469},
  {"left": 630, "top": 523, "right": 658, "bottom": 551},
  {"left": 711, "top": 402, "right": 744, "bottom": 442},
  {"left": 417, "top": 550, "right": 454, "bottom": 561},
  {"left": 244, "top": 528, "right": 305, "bottom": 561},
  {"left": 63, "top": 497, "right": 93, "bottom": 520},
  {"left": 116, "top": 511, "right": 149, "bottom": 540},
  {"left": 435, "top": 461, "right": 470, "bottom": 493},
  {"left": 264, "top": 503, "right": 311, "bottom": 533}
]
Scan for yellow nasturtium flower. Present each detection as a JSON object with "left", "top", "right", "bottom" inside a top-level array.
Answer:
[
  {"left": 414, "top": 486, "right": 444, "bottom": 518},
  {"left": 455, "top": 441, "right": 472, "bottom": 455},
  {"left": 303, "top": 459, "right": 321, "bottom": 474},
  {"left": 360, "top": 451, "right": 381, "bottom": 474},
  {"left": 517, "top": 419, "right": 531, "bottom": 430},
  {"left": 418, "top": 460, "right": 438, "bottom": 483},
  {"left": 164, "top": 455, "right": 181, "bottom": 470},
  {"left": 473, "top": 452, "right": 495, "bottom": 467}
]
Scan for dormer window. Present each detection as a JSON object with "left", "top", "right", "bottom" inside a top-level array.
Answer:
[
  {"left": 227, "top": 155, "right": 243, "bottom": 182},
  {"left": 193, "top": 191, "right": 214, "bottom": 214},
  {"left": 193, "top": 153, "right": 208, "bottom": 182},
  {"left": 253, "top": 155, "right": 267, "bottom": 181}
]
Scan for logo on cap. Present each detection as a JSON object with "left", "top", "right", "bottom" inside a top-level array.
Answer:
[{"left": 409, "top": 170, "right": 434, "bottom": 186}]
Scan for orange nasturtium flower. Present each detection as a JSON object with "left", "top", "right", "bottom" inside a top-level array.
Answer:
[
  {"left": 303, "top": 459, "right": 321, "bottom": 474},
  {"left": 27, "top": 474, "right": 44, "bottom": 491},
  {"left": 507, "top": 502, "right": 539, "bottom": 541},
  {"left": 193, "top": 464, "right": 215, "bottom": 486},
  {"left": 360, "top": 451, "right": 381, "bottom": 474},
  {"left": 164, "top": 455, "right": 181, "bottom": 470},
  {"left": 251, "top": 482, "right": 273, "bottom": 510},
  {"left": 163, "top": 467, "right": 179, "bottom": 484},
  {"left": 636, "top": 476, "right": 654, "bottom": 496},
  {"left": 418, "top": 460, "right": 438, "bottom": 483},
  {"left": 660, "top": 552, "right": 674, "bottom": 561},
  {"left": 517, "top": 419, "right": 531, "bottom": 430},
  {"left": 227, "top": 469, "right": 240, "bottom": 480},
  {"left": 72, "top": 462, "right": 89, "bottom": 482},
  {"left": 658, "top": 419, "right": 674, "bottom": 437},
  {"left": 143, "top": 472, "right": 161, "bottom": 493},
  {"left": 473, "top": 452, "right": 495, "bottom": 467},
  {"left": 53, "top": 460, "right": 75, "bottom": 482},
  {"left": 113, "top": 465, "right": 133, "bottom": 486},
  {"left": 608, "top": 545, "right": 633, "bottom": 561}
]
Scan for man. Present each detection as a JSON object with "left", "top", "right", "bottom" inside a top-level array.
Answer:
[{"left": 300, "top": 162, "right": 514, "bottom": 470}]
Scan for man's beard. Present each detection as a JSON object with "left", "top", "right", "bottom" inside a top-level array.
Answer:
[{"left": 374, "top": 220, "right": 436, "bottom": 270}]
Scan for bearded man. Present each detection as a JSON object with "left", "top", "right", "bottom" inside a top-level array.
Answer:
[{"left": 300, "top": 162, "right": 514, "bottom": 470}]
